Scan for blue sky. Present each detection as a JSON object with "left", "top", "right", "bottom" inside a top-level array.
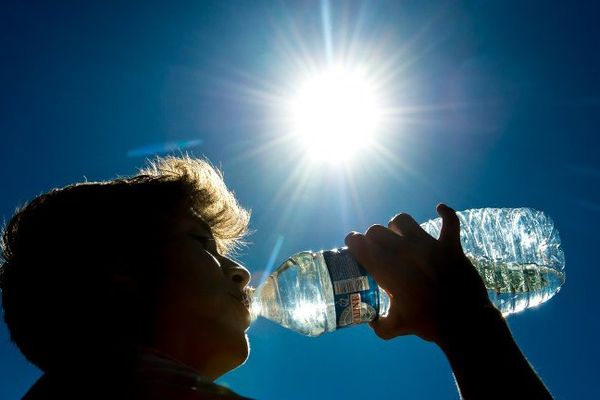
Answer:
[{"left": 1, "top": 1, "right": 599, "bottom": 398}]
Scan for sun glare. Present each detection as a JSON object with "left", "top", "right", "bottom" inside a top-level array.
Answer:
[{"left": 291, "top": 65, "right": 381, "bottom": 163}]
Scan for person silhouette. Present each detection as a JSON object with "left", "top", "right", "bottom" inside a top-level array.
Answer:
[{"left": 0, "top": 156, "right": 552, "bottom": 399}]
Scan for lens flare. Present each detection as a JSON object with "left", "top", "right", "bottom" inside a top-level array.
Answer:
[{"left": 290, "top": 65, "right": 381, "bottom": 163}]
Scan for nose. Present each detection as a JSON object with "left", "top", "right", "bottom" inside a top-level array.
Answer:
[{"left": 223, "top": 259, "right": 251, "bottom": 288}]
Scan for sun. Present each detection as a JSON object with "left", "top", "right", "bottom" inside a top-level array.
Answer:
[{"left": 290, "top": 65, "right": 381, "bottom": 164}]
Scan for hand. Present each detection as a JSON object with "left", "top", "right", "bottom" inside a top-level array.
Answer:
[{"left": 345, "top": 204, "right": 494, "bottom": 345}]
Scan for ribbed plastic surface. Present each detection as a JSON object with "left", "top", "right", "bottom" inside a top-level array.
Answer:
[
  {"left": 251, "top": 208, "right": 566, "bottom": 336},
  {"left": 420, "top": 208, "right": 565, "bottom": 315}
]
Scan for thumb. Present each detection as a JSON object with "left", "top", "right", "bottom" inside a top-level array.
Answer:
[
  {"left": 436, "top": 203, "right": 462, "bottom": 251},
  {"left": 369, "top": 313, "right": 410, "bottom": 340}
]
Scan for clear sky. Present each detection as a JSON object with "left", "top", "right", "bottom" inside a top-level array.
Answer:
[{"left": 1, "top": 1, "right": 599, "bottom": 398}]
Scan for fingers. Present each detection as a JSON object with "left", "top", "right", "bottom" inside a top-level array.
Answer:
[
  {"left": 346, "top": 227, "right": 414, "bottom": 291},
  {"left": 437, "top": 203, "right": 462, "bottom": 251},
  {"left": 364, "top": 224, "right": 414, "bottom": 251},
  {"left": 345, "top": 231, "right": 373, "bottom": 267},
  {"left": 345, "top": 232, "right": 389, "bottom": 284},
  {"left": 388, "top": 212, "right": 431, "bottom": 241},
  {"left": 364, "top": 224, "right": 398, "bottom": 246}
]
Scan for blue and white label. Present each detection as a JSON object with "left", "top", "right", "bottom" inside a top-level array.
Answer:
[{"left": 322, "top": 248, "right": 381, "bottom": 329}]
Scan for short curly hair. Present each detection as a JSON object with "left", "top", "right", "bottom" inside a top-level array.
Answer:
[{"left": 0, "top": 156, "right": 249, "bottom": 372}]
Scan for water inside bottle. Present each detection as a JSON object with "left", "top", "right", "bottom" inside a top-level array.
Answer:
[
  {"left": 250, "top": 251, "right": 337, "bottom": 336},
  {"left": 471, "top": 257, "right": 565, "bottom": 315},
  {"left": 251, "top": 208, "right": 566, "bottom": 335}
]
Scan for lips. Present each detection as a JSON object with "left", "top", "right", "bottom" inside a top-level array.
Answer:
[
  {"left": 240, "top": 292, "right": 251, "bottom": 310},
  {"left": 229, "top": 290, "right": 252, "bottom": 327},
  {"left": 227, "top": 292, "right": 251, "bottom": 331},
  {"left": 230, "top": 287, "right": 253, "bottom": 307}
]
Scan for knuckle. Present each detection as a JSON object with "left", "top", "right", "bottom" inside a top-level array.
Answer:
[
  {"left": 365, "top": 224, "right": 387, "bottom": 239},
  {"left": 389, "top": 213, "right": 410, "bottom": 227},
  {"left": 344, "top": 231, "right": 362, "bottom": 246}
]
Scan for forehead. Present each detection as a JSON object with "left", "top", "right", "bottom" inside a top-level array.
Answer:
[{"left": 172, "top": 210, "right": 212, "bottom": 234}]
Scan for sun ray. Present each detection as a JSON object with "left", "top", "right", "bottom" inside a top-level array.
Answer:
[
  {"left": 259, "top": 235, "right": 285, "bottom": 287},
  {"left": 187, "top": 3, "right": 479, "bottom": 236}
]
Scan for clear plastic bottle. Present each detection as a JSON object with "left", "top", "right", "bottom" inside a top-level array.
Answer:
[
  {"left": 421, "top": 208, "right": 565, "bottom": 316},
  {"left": 251, "top": 208, "right": 565, "bottom": 336}
]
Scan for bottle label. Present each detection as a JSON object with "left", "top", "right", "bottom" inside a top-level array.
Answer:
[{"left": 322, "top": 248, "right": 380, "bottom": 329}]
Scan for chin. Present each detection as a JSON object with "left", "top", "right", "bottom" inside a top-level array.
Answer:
[
  {"left": 212, "top": 333, "right": 249, "bottom": 378},
  {"left": 232, "top": 332, "right": 250, "bottom": 367}
]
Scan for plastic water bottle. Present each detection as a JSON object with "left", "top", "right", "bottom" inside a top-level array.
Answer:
[{"left": 250, "top": 208, "right": 565, "bottom": 336}]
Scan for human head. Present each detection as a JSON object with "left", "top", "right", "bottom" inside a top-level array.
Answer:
[{"left": 0, "top": 156, "right": 251, "bottom": 376}]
